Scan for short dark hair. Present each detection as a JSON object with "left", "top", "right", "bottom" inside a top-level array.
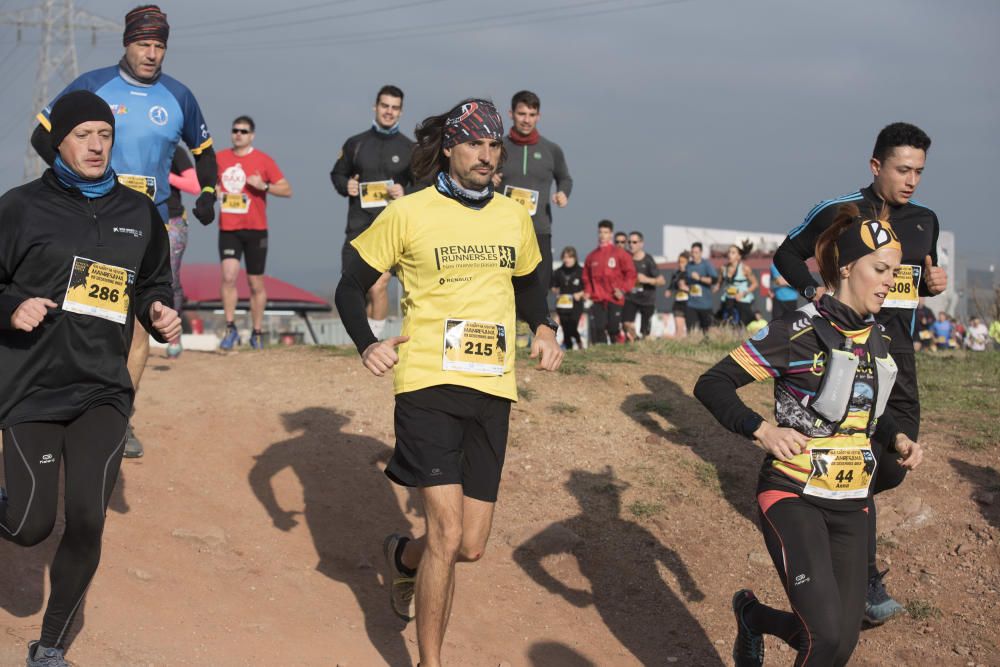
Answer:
[
  {"left": 691, "top": 242, "right": 703, "bottom": 251},
  {"left": 615, "top": 232, "right": 627, "bottom": 240},
  {"left": 873, "top": 122, "right": 931, "bottom": 162},
  {"left": 232, "top": 115, "right": 255, "bottom": 131},
  {"left": 511, "top": 90, "right": 540, "bottom": 111},
  {"left": 376, "top": 85, "right": 404, "bottom": 105},
  {"left": 629, "top": 231, "right": 644, "bottom": 241},
  {"left": 598, "top": 219, "right": 614, "bottom": 231},
  {"left": 561, "top": 246, "right": 577, "bottom": 259}
]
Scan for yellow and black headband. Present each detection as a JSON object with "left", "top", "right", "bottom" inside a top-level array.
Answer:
[{"left": 836, "top": 217, "right": 902, "bottom": 267}]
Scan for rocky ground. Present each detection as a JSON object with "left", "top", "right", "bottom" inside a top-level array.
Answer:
[{"left": 1, "top": 344, "right": 997, "bottom": 666}]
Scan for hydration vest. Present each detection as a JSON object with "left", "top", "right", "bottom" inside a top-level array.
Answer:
[{"left": 798, "top": 302, "right": 897, "bottom": 428}]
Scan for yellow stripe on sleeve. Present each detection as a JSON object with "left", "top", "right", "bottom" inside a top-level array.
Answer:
[
  {"left": 190, "top": 137, "right": 213, "bottom": 155},
  {"left": 37, "top": 113, "right": 51, "bottom": 131},
  {"left": 730, "top": 347, "right": 772, "bottom": 382}
]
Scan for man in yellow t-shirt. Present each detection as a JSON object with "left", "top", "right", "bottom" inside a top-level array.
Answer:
[{"left": 335, "top": 98, "right": 562, "bottom": 667}]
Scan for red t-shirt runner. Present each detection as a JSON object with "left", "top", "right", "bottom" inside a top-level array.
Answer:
[{"left": 216, "top": 147, "right": 284, "bottom": 231}]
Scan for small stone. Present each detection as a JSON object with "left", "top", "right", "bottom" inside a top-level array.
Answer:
[
  {"left": 748, "top": 550, "right": 772, "bottom": 568},
  {"left": 667, "top": 658, "right": 678, "bottom": 663},
  {"left": 956, "top": 543, "right": 976, "bottom": 556},
  {"left": 646, "top": 434, "right": 664, "bottom": 445},
  {"left": 171, "top": 525, "right": 227, "bottom": 547},
  {"left": 128, "top": 568, "right": 152, "bottom": 581}
]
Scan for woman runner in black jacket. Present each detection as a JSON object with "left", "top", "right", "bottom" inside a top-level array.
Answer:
[
  {"left": 551, "top": 246, "right": 585, "bottom": 349},
  {"left": 694, "top": 203, "right": 923, "bottom": 667},
  {"left": 0, "top": 91, "right": 179, "bottom": 666}
]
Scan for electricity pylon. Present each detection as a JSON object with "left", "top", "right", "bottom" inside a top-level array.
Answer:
[{"left": 0, "top": 0, "right": 118, "bottom": 180}]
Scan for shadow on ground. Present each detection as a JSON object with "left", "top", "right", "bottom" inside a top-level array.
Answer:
[
  {"left": 950, "top": 458, "right": 1000, "bottom": 530},
  {"left": 249, "top": 406, "right": 419, "bottom": 666},
  {"left": 514, "top": 467, "right": 722, "bottom": 666},
  {"left": 622, "top": 373, "right": 761, "bottom": 522}
]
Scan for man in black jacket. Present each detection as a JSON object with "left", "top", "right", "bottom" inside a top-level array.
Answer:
[
  {"left": 1, "top": 90, "right": 179, "bottom": 667},
  {"left": 331, "top": 85, "right": 414, "bottom": 340}
]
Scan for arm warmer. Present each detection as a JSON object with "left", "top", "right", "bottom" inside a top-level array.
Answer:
[
  {"left": 30, "top": 123, "right": 57, "bottom": 167},
  {"left": 693, "top": 356, "right": 766, "bottom": 439},
  {"left": 168, "top": 168, "right": 200, "bottom": 195},
  {"left": 334, "top": 245, "right": 382, "bottom": 354},
  {"left": 194, "top": 145, "right": 217, "bottom": 191},
  {"left": 512, "top": 266, "right": 550, "bottom": 332}
]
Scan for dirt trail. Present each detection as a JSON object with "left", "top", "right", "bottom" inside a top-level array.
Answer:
[{"left": 1, "top": 347, "right": 997, "bottom": 666}]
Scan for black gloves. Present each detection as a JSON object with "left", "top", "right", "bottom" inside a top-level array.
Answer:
[{"left": 193, "top": 190, "right": 216, "bottom": 225}]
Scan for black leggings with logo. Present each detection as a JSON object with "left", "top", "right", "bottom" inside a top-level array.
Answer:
[
  {"left": 745, "top": 492, "right": 868, "bottom": 667},
  {"left": 1, "top": 405, "right": 127, "bottom": 648}
]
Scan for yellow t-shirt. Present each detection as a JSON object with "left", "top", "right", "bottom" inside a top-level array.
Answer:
[{"left": 351, "top": 187, "right": 542, "bottom": 401}]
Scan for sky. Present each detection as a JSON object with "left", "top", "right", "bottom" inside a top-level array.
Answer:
[{"left": 1, "top": 0, "right": 998, "bottom": 295}]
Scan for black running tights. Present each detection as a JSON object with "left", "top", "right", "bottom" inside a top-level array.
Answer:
[
  {"left": 745, "top": 493, "right": 868, "bottom": 667},
  {"left": 0, "top": 405, "right": 127, "bottom": 648}
]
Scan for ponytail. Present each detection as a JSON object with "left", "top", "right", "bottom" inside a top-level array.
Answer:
[{"left": 815, "top": 203, "right": 861, "bottom": 291}]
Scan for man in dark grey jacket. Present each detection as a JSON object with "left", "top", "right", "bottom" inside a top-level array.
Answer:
[{"left": 495, "top": 90, "right": 573, "bottom": 291}]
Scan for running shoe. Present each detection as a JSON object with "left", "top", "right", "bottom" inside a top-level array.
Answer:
[
  {"left": 382, "top": 533, "right": 416, "bottom": 622},
  {"left": 864, "top": 569, "right": 905, "bottom": 625},
  {"left": 220, "top": 325, "right": 240, "bottom": 350},
  {"left": 732, "top": 589, "right": 765, "bottom": 667},
  {"left": 123, "top": 422, "right": 144, "bottom": 459},
  {"left": 249, "top": 331, "right": 264, "bottom": 350},
  {"left": 166, "top": 342, "right": 183, "bottom": 359},
  {"left": 26, "top": 641, "right": 68, "bottom": 667}
]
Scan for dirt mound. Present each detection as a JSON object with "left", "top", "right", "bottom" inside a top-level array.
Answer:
[{"left": 1, "top": 346, "right": 997, "bottom": 666}]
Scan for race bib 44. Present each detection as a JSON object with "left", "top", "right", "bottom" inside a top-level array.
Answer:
[
  {"left": 62, "top": 256, "right": 134, "bottom": 324},
  {"left": 803, "top": 447, "right": 877, "bottom": 500}
]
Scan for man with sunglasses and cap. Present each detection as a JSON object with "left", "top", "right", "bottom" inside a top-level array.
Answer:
[
  {"left": 216, "top": 115, "right": 293, "bottom": 350},
  {"left": 2, "top": 90, "right": 179, "bottom": 667},
  {"left": 336, "top": 97, "right": 562, "bottom": 667},
  {"left": 30, "top": 4, "right": 217, "bottom": 459}
]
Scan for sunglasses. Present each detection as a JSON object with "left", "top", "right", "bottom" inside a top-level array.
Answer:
[{"left": 232, "top": 128, "right": 251, "bottom": 134}]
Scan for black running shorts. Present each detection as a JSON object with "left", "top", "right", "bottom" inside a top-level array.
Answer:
[
  {"left": 219, "top": 230, "right": 268, "bottom": 275},
  {"left": 387, "top": 384, "right": 512, "bottom": 502}
]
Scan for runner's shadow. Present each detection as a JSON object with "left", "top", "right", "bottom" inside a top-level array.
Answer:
[
  {"left": 622, "top": 374, "right": 760, "bottom": 522},
  {"left": 248, "top": 407, "right": 417, "bottom": 666},
  {"left": 950, "top": 458, "right": 1000, "bottom": 530},
  {"left": 514, "top": 468, "right": 722, "bottom": 666},
  {"left": 528, "top": 641, "right": 596, "bottom": 666}
]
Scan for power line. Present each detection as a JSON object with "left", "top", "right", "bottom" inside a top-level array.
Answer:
[
  {"left": 172, "top": 0, "right": 362, "bottom": 31},
  {"left": 173, "top": 0, "right": 444, "bottom": 39},
  {"left": 181, "top": 0, "right": 686, "bottom": 55}
]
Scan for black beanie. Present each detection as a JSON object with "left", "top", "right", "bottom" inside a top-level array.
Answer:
[{"left": 49, "top": 90, "right": 116, "bottom": 150}]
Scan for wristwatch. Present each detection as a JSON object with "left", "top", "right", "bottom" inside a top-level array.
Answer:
[
  {"left": 802, "top": 285, "right": 817, "bottom": 300},
  {"left": 541, "top": 318, "right": 559, "bottom": 334},
  {"left": 263, "top": 183, "right": 270, "bottom": 192}
]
